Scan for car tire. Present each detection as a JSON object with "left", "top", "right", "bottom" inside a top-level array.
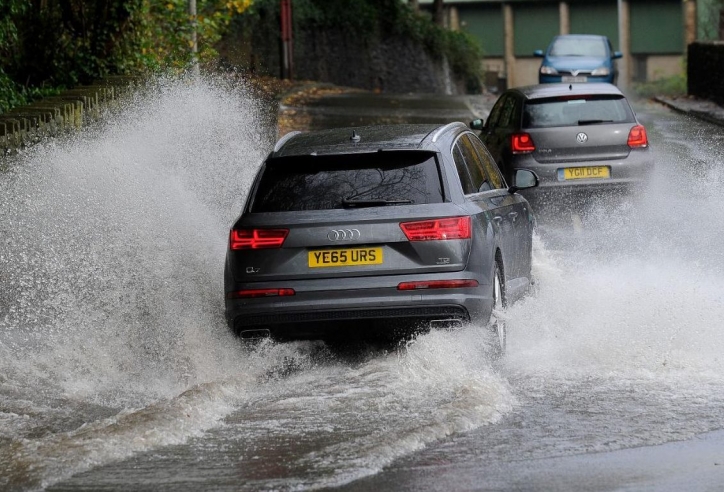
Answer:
[{"left": 490, "top": 260, "right": 507, "bottom": 358}]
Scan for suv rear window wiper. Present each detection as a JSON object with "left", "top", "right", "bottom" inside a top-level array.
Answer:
[
  {"left": 342, "top": 198, "right": 414, "bottom": 208},
  {"left": 578, "top": 119, "right": 614, "bottom": 125}
]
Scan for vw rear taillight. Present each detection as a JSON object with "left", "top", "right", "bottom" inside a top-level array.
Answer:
[
  {"left": 398, "top": 279, "right": 479, "bottom": 290},
  {"left": 226, "top": 288, "right": 295, "bottom": 299},
  {"left": 511, "top": 133, "right": 535, "bottom": 153},
  {"left": 229, "top": 229, "right": 289, "bottom": 250},
  {"left": 627, "top": 125, "right": 648, "bottom": 148},
  {"left": 400, "top": 216, "right": 471, "bottom": 241}
]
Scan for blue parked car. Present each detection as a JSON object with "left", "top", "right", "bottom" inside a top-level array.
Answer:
[{"left": 534, "top": 34, "right": 622, "bottom": 84}]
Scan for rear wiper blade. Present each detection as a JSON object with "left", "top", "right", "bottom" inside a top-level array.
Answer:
[
  {"left": 577, "top": 119, "right": 614, "bottom": 125},
  {"left": 342, "top": 198, "right": 414, "bottom": 208}
]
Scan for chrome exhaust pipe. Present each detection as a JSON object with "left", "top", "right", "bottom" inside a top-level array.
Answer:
[
  {"left": 429, "top": 319, "right": 464, "bottom": 329},
  {"left": 239, "top": 329, "right": 271, "bottom": 340}
]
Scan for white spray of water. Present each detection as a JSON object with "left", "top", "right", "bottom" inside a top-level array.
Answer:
[{"left": 0, "top": 77, "right": 273, "bottom": 407}]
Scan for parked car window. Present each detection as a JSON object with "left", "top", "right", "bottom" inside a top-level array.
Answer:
[
  {"left": 456, "top": 134, "right": 490, "bottom": 193},
  {"left": 469, "top": 136, "right": 505, "bottom": 190},
  {"left": 251, "top": 151, "right": 444, "bottom": 212},
  {"left": 452, "top": 145, "right": 475, "bottom": 195},
  {"left": 523, "top": 96, "right": 635, "bottom": 129}
]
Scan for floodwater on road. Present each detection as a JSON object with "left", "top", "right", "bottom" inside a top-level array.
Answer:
[{"left": 2, "top": 78, "right": 724, "bottom": 491}]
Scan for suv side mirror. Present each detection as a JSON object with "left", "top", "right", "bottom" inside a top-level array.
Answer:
[
  {"left": 534, "top": 50, "right": 545, "bottom": 57},
  {"left": 613, "top": 51, "right": 623, "bottom": 59},
  {"left": 509, "top": 169, "right": 539, "bottom": 194},
  {"left": 469, "top": 119, "right": 485, "bottom": 131}
]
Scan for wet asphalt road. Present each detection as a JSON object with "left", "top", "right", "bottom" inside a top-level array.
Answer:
[{"left": 6, "top": 85, "right": 724, "bottom": 492}]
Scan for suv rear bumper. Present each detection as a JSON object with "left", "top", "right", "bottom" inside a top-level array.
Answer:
[
  {"left": 225, "top": 278, "right": 492, "bottom": 341},
  {"left": 232, "top": 305, "right": 471, "bottom": 341}
]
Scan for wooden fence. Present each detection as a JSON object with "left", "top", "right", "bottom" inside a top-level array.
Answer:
[{"left": 688, "top": 41, "right": 724, "bottom": 105}]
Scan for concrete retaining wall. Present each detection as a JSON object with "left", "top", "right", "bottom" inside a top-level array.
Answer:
[
  {"left": 220, "top": 18, "right": 470, "bottom": 95},
  {"left": 291, "top": 31, "right": 466, "bottom": 95},
  {"left": 688, "top": 41, "right": 724, "bottom": 105},
  {"left": 0, "top": 76, "right": 140, "bottom": 155}
]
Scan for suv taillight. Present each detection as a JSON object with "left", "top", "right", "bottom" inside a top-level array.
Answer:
[
  {"left": 229, "top": 229, "right": 289, "bottom": 250},
  {"left": 511, "top": 133, "right": 536, "bottom": 154},
  {"left": 398, "top": 280, "right": 479, "bottom": 290},
  {"left": 627, "top": 125, "right": 648, "bottom": 148},
  {"left": 226, "top": 288, "right": 295, "bottom": 299},
  {"left": 400, "top": 216, "right": 471, "bottom": 241}
]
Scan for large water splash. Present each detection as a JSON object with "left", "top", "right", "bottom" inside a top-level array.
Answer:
[
  {"left": 0, "top": 76, "right": 515, "bottom": 491},
  {"left": 0, "top": 76, "right": 275, "bottom": 408}
]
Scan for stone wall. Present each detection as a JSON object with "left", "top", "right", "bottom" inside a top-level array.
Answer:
[
  {"left": 0, "top": 77, "right": 139, "bottom": 155},
  {"left": 220, "top": 22, "right": 469, "bottom": 95},
  {"left": 292, "top": 31, "right": 465, "bottom": 95},
  {"left": 688, "top": 41, "right": 724, "bottom": 105}
]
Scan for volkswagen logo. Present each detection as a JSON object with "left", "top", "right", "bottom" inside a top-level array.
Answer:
[
  {"left": 576, "top": 132, "right": 588, "bottom": 144},
  {"left": 327, "top": 229, "right": 361, "bottom": 241}
]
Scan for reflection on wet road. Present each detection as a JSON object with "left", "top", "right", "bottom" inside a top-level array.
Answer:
[{"left": 2, "top": 81, "right": 724, "bottom": 491}]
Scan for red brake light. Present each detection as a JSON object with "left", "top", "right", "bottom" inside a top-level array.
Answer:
[
  {"left": 511, "top": 133, "right": 535, "bottom": 153},
  {"left": 226, "top": 288, "right": 295, "bottom": 299},
  {"left": 400, "top": 216, "right": 471, "bottom": 241},
  {"left": 229, "top": 229, "right": 289, "bottom": 250},
  {"left": 398, "top": 279, "right": 479, "bottom": 291},
  {"left": 627, "top": 124, "right": 648, "bottom": 148}
]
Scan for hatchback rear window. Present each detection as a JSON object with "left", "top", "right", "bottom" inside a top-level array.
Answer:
[
  {"left": 251, "top": 151, "right": 444, "bottom": 212},
  {"left": 523, "top": 96, "right": 635, "bottom": 129}
]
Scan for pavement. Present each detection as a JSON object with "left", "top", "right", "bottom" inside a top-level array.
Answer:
[{"left": 654, "top": 94, "right": 724, "bottom": 127}]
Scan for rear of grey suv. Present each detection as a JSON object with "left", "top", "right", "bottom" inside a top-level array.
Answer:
[{"left": 224, "top": 124, "right": 538, "bottom": 345}]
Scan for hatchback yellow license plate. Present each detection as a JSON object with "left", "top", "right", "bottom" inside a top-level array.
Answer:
[
  {"left": 308, "top": 248, "right": 383, "bottom": 268},
  {"left": 560, "top": 166, "right": 610, "bottom": 180}
]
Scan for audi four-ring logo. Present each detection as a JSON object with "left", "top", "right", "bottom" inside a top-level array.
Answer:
[
  {"left": 576, "top": 132, "right": 588, "bottom": 143},
  {"left": 327, "top": 229, "right": 361, "bottom": 241}
]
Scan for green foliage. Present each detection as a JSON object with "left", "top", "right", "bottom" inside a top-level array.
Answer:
[
  {"left": 390, "top": 5, "right": 484, "bottom": 85},
  {"left": 135, "top": 0, "right": 252, "bottom": 69},
  {"left": 632, "top": 71, "right": 687, "bottom": 99},
  {"left": 0, "top": 0, "right": 27, "bottom": 112},
  {"left": 0, "top": 0, "right": 253, "bottom": 114}
]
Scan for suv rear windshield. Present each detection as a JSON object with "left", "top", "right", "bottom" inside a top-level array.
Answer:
[
  {"left": 523, "top": 96, "right": 635, "bottom": 129},
  {"left": 251, "top": 151, "right": 444, "bottom": 212}
]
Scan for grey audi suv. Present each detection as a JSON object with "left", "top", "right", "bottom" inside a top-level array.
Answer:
[{"left": 224, "top": 123, "right": 539, "bottom": 351}]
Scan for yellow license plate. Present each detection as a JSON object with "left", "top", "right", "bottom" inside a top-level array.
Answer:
[
  {"left": 308, "top": 248, "right": 383, "bottom": 268},
  {"left": 561, "top": 166, "right": 610, "bottom": 180}
]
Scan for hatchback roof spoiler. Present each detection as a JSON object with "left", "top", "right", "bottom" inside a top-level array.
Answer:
[{"left": 273, "top": 131, "right": 303, "bottom": 153}]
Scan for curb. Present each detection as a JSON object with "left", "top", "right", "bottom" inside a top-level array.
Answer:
[{"left": 653, "top": 96, "right": 724, "bottom": 128}]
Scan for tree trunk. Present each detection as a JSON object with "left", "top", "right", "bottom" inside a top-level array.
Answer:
[{"left": 433, "top": 0, "right": 444, "bottom": 26}]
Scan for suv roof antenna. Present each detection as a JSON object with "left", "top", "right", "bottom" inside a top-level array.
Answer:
[{"left": 569, "top": 84, "right": 573, "bottom": 90}]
